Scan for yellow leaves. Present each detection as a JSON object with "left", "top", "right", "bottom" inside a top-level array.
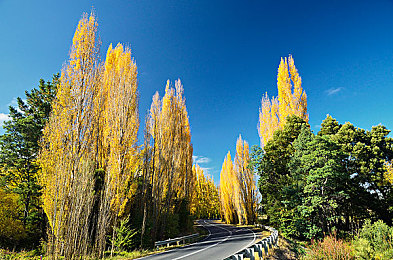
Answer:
[
  {"left": 39, "top": 8, "right": 101, "bottom": 232},
  {"left": 277, "top": 55, "right": 308, "bottom": 125},
  {"left": 234, "top": 135, "right": 257, "bottom": 225},
  {"left": 39, "top": 11, "right": 140, "bottom": 256},
  {"left": 191, "top": 165, "right": 220, "bottom": 219},
  {"left": 258, "top": 93, "right": 279, "bottom": 147},
  {"left": 384, "top": 160, "right": 393, "bottom": 185},
  {"left": 102, "top": 42, "right": 139, "bottom": 216},
  {"left": 220, "top": 136, "right": 258, "bottom": 225},
  {"left": 0, "top": 188, "right": 26, "bottom": 242},
  {"left": 220, "top": 151, "right": 237, "bottom": 224},
  {"left": 258, "top": 55, "right": 308, "bottom": 147},
  {"left": 146, "top": 79, "right": 194, "bottom": 224},
  {"left": 70, "top": 13, "right": 98, "bottom": 71}
]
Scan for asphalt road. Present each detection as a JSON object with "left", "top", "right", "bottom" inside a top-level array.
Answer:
[{"left": 137, "top": 219, "right": 257, "bottom": 260}]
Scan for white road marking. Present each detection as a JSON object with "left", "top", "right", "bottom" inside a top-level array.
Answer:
[
  {"left": 136, "top": 220, "right": 257, "bottom": 260},
  {"left": 224, "top": 225, "right": 257, "bottom": 258},
  {"left": 172, "top": 220, "right": 232, "bottom": 260}
]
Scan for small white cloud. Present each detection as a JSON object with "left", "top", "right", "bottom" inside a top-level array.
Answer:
[
  {"left": 194, "top": 156, "right": 211, "bottom": 164},
  {"left": 0, "top": 113, "right": 10, "bottom": 127},
  {"left": 326, "top": 87, "right": 343, "bottom": 96}
]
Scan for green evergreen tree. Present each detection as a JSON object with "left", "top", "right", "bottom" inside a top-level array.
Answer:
[
  {"left": 290, "top": 126, "right": 350, "bottom": 238},
  {"left": 255, "top": 115, "right": 309, "bottom": 234},
  {"left": 0, "top": 74, "right": 58, "bottom": 248},
  {"left": 317, "top": 114, "right": 341, "bottom": 136}
]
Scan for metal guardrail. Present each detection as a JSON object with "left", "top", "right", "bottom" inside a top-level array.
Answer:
[
  {"left": 154, "top": 233, "right": 199, "bottom": 249},
  {"left": 224, "top": 225, "right": 279, "bottom": 260}
]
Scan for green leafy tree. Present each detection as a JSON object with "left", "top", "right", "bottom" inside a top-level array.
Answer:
[
  {"left": 317, "top": 115, "right": 341, "bottom": 137},
  {"left": 320, "top": 117, "right": 393, "bottom": 226},
  {"left": 353, "top": 220, "right": 393, "bottom": 259},
  {"left": 290, "top": 126, "right": 350, "bottom": 238},
  {"left": 0, "top": 74, "right": 58, "bottom": 248},
  {"left": 256, "top": 115, "right": 309, "bottom": 234}
]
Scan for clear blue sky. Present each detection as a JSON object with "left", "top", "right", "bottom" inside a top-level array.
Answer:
[{"left": 1, "top": 0, "right": 392, "bottom": 183}]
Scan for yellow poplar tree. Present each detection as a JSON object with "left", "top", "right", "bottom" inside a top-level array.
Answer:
[
  {"left": 190, "top": 164, "right": 220, "bottom": 219},
  {"left": 95, "top": 43, "right": 140, "bottom": 254},
  {"left": 39, "top": 12, "right": 101, "bottom": 258},
  {"left": 146, "top": 79, "right": 194, "bottom": 240},
  {"left": 258, "top": 93, "right": 279, "bottom": 148},
  {"left": 219, "top": 151, "right": 237, "bottom": 224},
  {"left": 258, "top": 55, "right": 308, "bottom": 146},
  {"left": 234, "top": 135, "right": 257, "bottom": 225},
  {"left": 103, "top": 43, "right": 139, "bottom": 215},
  {"left": 39, "top": 12, "right": 140, "bottom": 258}
]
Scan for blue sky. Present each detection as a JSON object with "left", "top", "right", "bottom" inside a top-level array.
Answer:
[{"left": 1, "top": 0, "right": 392, "bottom": 183}]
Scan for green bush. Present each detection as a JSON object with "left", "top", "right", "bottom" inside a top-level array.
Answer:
[
  {"left": 302, "top": 234, "right": 354, "bottom": 260},
  {"left": 111, "top": 216, "right": 139, "bottom": 252},
  {"left": 0, "top": 189, "right": 27, "bottom": 249},
  {"left": 0, "top": 249, "right": 39, "bottom": 260},
  {"left": 353, "top": 220, "right": 393, "bottom": 260}
]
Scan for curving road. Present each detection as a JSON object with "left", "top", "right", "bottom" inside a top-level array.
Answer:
[{"left": 137, "top": 220, "right": 257, "bottom": 260}]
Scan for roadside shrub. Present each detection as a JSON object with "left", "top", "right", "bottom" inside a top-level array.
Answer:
[
  {"left": 0, "top": 249, "right": 37, "bottom": 260},
  {"left": 0, "top": 189, "right": 27, "bottom": 249},
  {"left": 302, "top": 234, "right": 354, "bottom": 260},
  {"left": 353, "top": 220, "right": 393, "bottom": 259},
  {"left": 111, "top": 216, "right": 139, "bottom": 252}
]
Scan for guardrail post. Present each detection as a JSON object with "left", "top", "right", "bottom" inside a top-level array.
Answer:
[
  {"left": 245, "top": 248, "right": 255, "bottom": 260},
  {"left": 254, "top": 244, "right": 262, "bottom": 257},
  {"left": 262, "top": 240, "right": 269, "bottom": 256}
]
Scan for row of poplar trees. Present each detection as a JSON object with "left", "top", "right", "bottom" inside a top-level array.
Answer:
[
  {"left": 218, "top": 55, "right": 306, "bottom": 226},
  {"left": 0, "top": 12, "right": 220, "bottom": 258},
  {"left": 219, "top": 136, "right": 258, "bottom": 225}
]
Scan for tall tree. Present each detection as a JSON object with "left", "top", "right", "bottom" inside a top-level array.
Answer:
[
  {"left": 39, "top": 12, "right": 141, "bottom": 258},
  {"left": 144, "top": 79, "right": 194, "bottom": 241},
  {"left": 219, "top": 151, "right": 237, "bottom": 224},
  {"left": 39, "top": 12, "right": 102, "bottom": 258},
  {"left": 234, "top": 135, "right": 257, "bottom": 225},
  {"left": 220, "top": 136, "right": 258, "bottom": 225},
  {"left": 190, "top": 164, "right": 220, "bottom": 219},
  {"left": 289, "top": 126, "right": 350, "bottom": 238},
  {"left": 256, "top": 115, "right": 309, "bottom": 232},
  {"left": 258, "top": 55, "right": 308, "bottom": 147},
  {"left": 95, "top": 42, "right": 140, "bottom": 255},
  {"left": 258, "top": 93, "right": 279, "bottom": 147}
]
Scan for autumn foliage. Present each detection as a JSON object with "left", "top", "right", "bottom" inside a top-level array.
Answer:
[
  {"left": 38, "top": 12, "right": 141, "bottom": 258},
  {"left": 219, "top": 151, "right": 237, "bottom": 224},
  {"left": 303, "top": 235, "right": 354, "bottom": 260},
  {"left": 219, "top": 135, "right": 257, "bottom": 225},
  {"left": 258, "top": 55, "right": 308, "bottom": 147},
  {"left": 190, "top": 164, "right": 220, "bottom": 219}
]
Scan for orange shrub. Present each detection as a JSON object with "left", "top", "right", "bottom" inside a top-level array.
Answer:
[{"left": 302, "top": 235, "right": 354, "bottom": 260}]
